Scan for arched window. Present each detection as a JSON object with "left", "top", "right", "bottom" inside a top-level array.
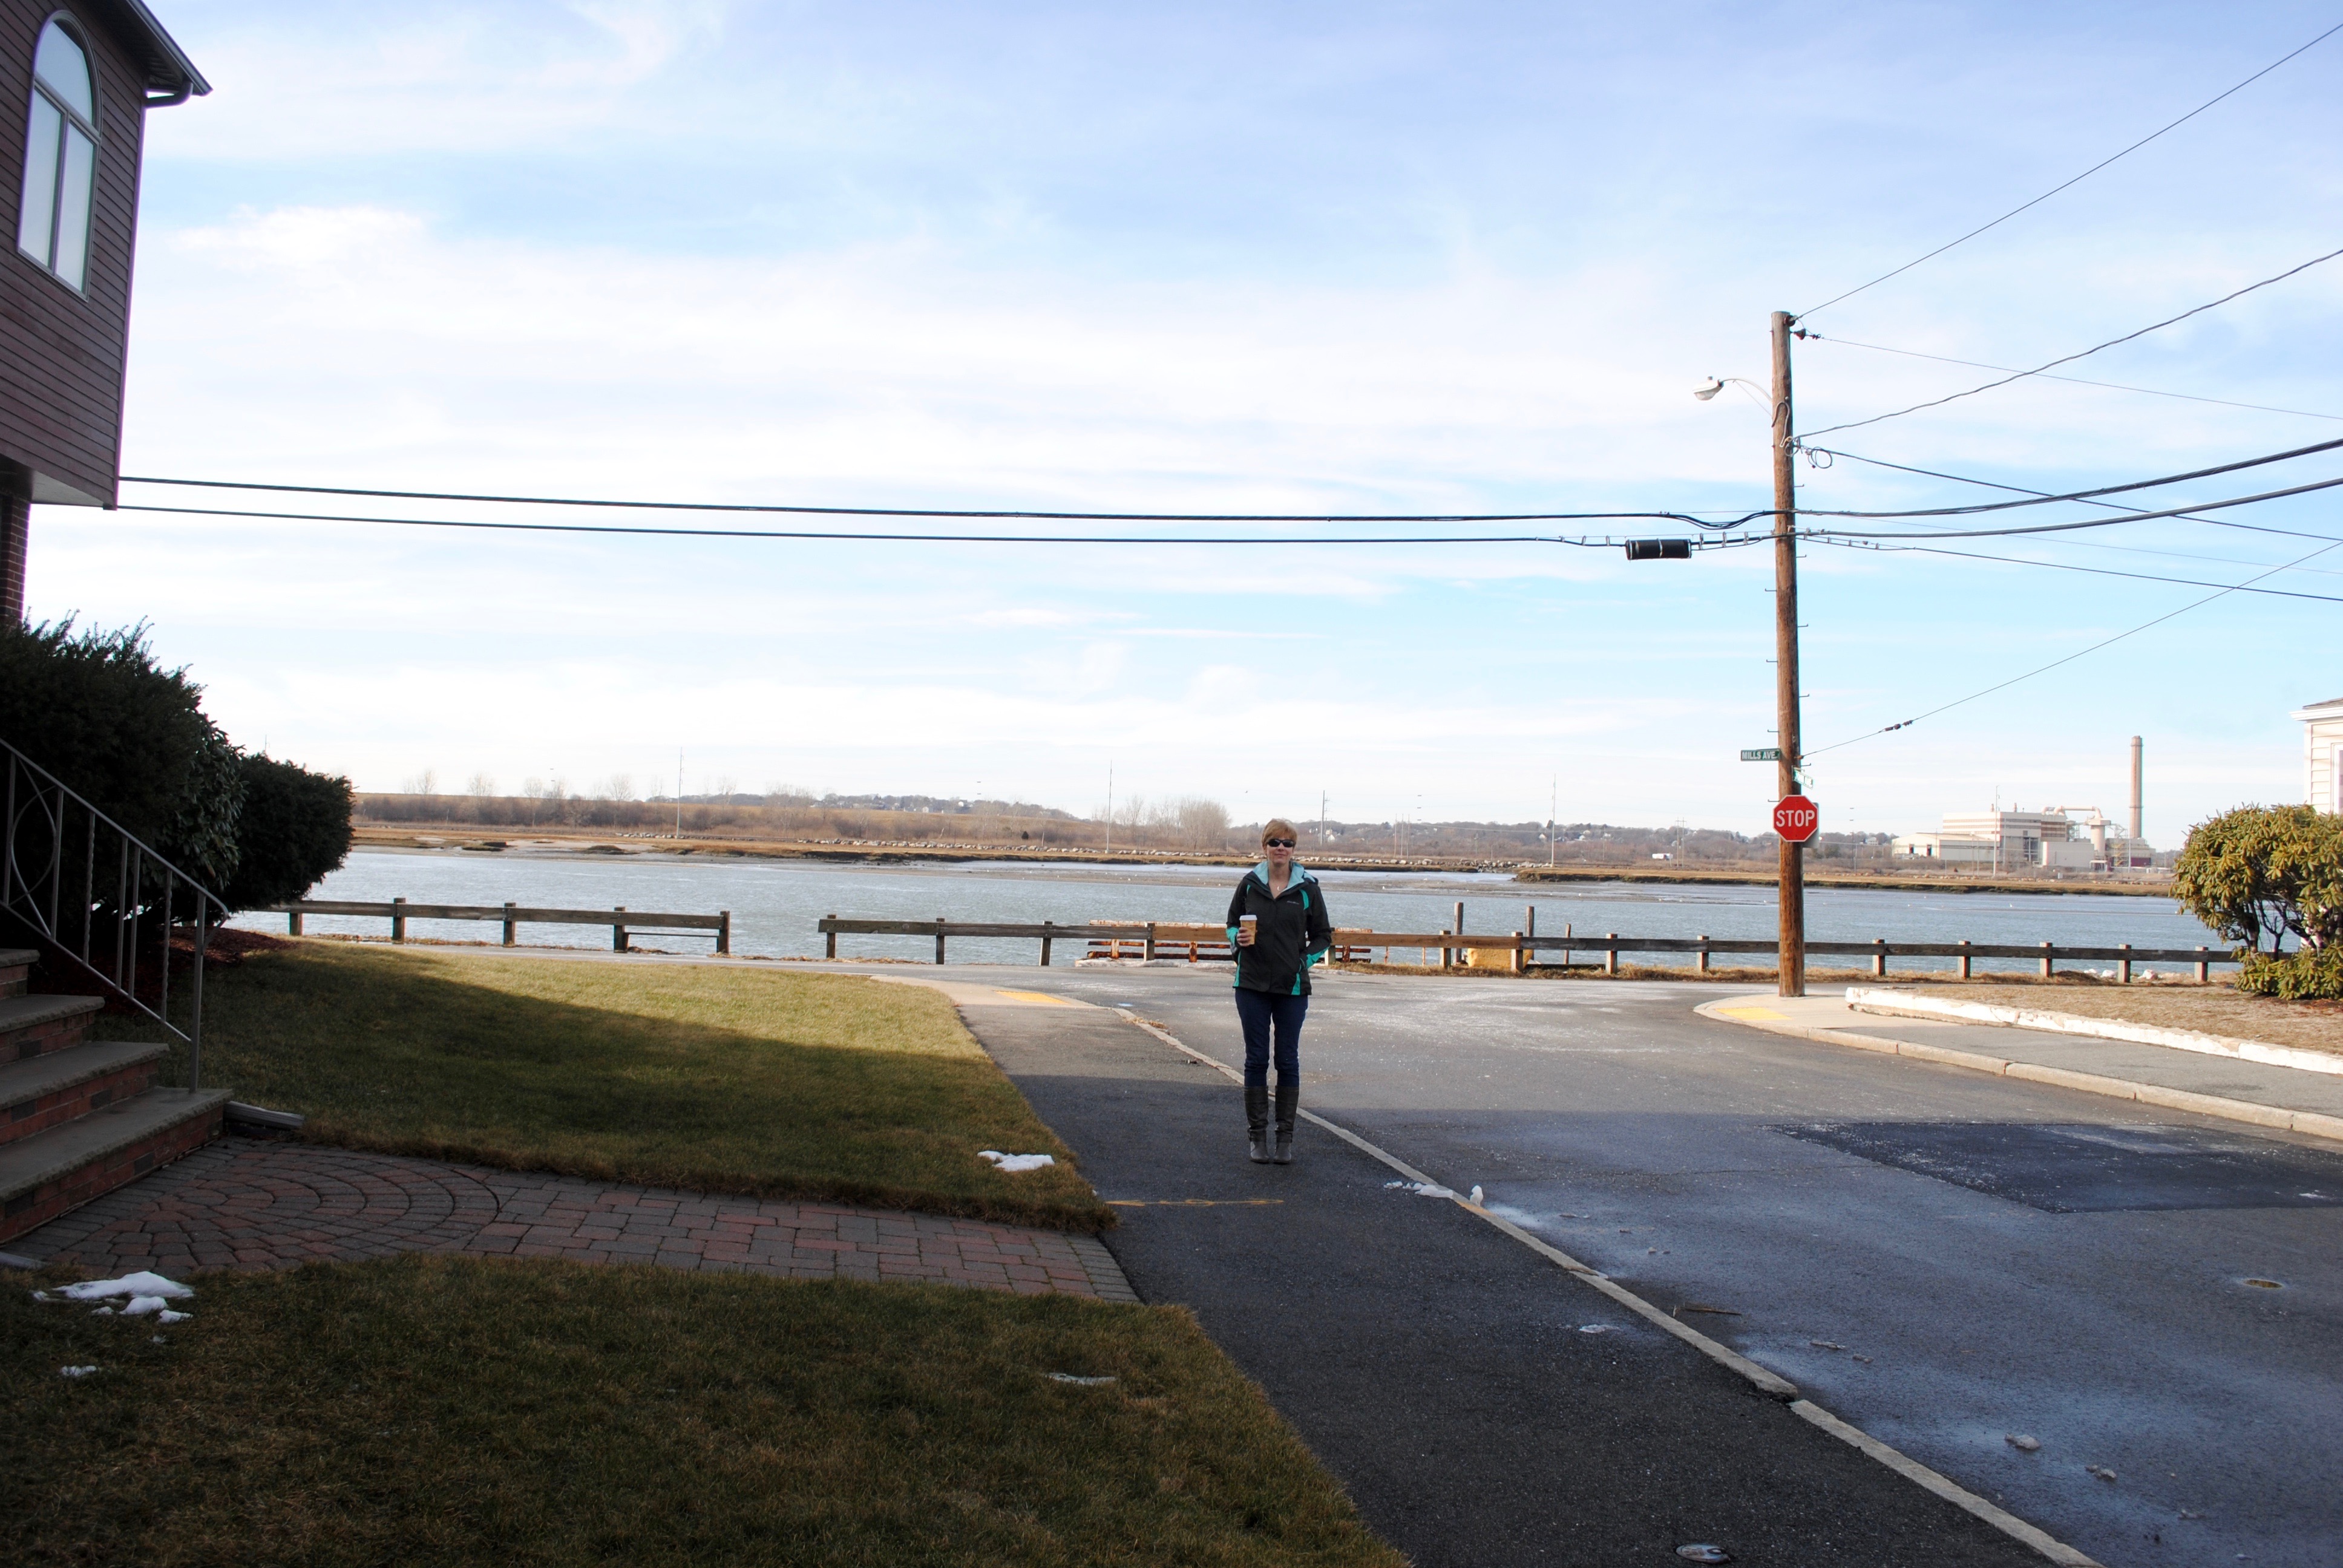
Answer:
[{"left": 16, "top": 16, "right": 97, "bottom": 291}]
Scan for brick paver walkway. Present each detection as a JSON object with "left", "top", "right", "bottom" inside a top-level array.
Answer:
[{"left": 13, "top": 1140, "right": 1136, "bottom": 1302}]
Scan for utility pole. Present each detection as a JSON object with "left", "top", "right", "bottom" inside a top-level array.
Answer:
[
  {"left": 1105, "top": 764, "right": 1113, "bottom": 857},
  {"left": 1772, "top": 310, "right": 1806, "bottom": 998},
  {"left": 1548, "top": 775, "right": 1557, "bottom": 869},
  {"left": 675, "top": 748, "right": 684, "bottom": 838}
]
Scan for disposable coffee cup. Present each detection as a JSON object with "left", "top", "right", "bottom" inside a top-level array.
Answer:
[{"left": 1240, "top": 915, "right": 1258, "bottom": 942}]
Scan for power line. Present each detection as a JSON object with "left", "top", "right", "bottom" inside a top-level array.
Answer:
[
  {"left": 1799, "top": 241, "right": 2343, "bottom": 440},
  {"left": 124, "top": 430, "right": 2343, "bottom": 537},
  {"left": 1800, "top": 19, "right": 2343, "bottom": 318},
  {"left": 1803, "top": 471, "right": 2343, "bottom": 540},
  {"left": 114, "top": 475, "right": 1728, "bottom": 528},
  {"left": 1812, "top": 446, "right": 2343, "bottom": 569},
  {"left": 1804, "top": 536, "right": 2343, "bottom": 759},
  {"left": 1810, "top": 535, "right": 2343, "bottom": 602},
  {"left": 1796, "top": 433, "right": 2343, "bottom": 518},
  {"left": 109, "top": 501, "right": 1704, "bottom": 547},
  {"left": 1796, "top": 332, "right": 2343, "bottom": 422}
]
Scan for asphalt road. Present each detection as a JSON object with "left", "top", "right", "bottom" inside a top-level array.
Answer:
[{"left": 920, "top": 962, "right": 2341, "bottom": 1568}]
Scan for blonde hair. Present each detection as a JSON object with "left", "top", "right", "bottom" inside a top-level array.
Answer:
[{"left": 1262, "top": 818, "right": 1300, "bottom": 846}]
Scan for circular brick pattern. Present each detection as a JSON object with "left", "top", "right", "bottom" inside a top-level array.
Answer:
[{"left": 19, "top": 1141, "right": 500, "bottom": 1275}]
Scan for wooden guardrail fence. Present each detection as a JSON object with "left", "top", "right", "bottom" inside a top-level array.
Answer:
[
  {"left": 815, "top": 915, "right": 2230, "bottom": 982},
  {"left": 272, "top": 899, "right": 730, "bottom": 953}
]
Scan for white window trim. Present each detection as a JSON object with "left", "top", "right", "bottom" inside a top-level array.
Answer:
[{"left": 16, "top": 13, "right": 99, "bottom": 294}]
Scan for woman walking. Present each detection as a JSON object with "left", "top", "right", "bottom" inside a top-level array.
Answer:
[{"left": 1227, "top": 818, "right": 1333, "bottom": 1164}]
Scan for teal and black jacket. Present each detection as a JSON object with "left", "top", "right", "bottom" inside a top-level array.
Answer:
[{"left": 1225, "top": 862, "right": 1334, "bottom": 996}]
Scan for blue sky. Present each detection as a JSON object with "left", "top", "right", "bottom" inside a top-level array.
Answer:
[{"left": 28, "top": 0, "right": 2343, "bottom": 843}]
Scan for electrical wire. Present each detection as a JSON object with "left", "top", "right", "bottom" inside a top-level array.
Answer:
[
  {"left": 1807, "top": 445, "right": 2343, "bottom": 544},
  {"left": 1810, "top": 446, "right": 2343, "bottom": 569},
  {"left": 1795, "top": 332, "right": 2343, "bottom": 422},
  {"left": 1794, "top": 433, "right": 2343, "bottom": 518},
  {"left": 1810, "top": 535, "right": 2343, "bottom": 602},
  {"left": 1802, "top": 471, "right": 2343, "bottom": 540},
  {"left": 1800, "top": 19, "right": 2343, "bottom": 319},
  {"left": 109, "top": 501, "right": 1729, "bottom": 547},
  {"left": 123, "top": 430, "right": 2343, "bottom": 535},
  {"left": 114, "top": 476, "right": 1734, "bottom": 528},
  {"left": 1800, "top": 242, "right": 2343, "bottom": 440},
  {"left": 1803, "top": 536, "right": 2343, "bottom": 759}
]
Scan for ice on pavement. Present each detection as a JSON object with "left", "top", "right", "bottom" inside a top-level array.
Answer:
[
  {"left": 1384, "top": 1180, "right": 1458, "bottom": 1199},
  {"left": 978, "top": 1151, "right": 1056, "bottom": 1172},
  {"left": 53, "top": 1272, "right": 193, "bottom": 1302}
]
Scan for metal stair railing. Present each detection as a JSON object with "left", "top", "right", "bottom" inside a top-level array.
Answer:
[{"left": 1, "top": 736, "right": 228, "bottom": 1090}]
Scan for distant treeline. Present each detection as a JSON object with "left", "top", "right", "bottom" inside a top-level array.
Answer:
[{"left": 355, "top": 791, "right": 1900, "bottom": 864}]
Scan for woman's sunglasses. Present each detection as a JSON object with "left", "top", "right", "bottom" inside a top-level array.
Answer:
[{"left": 1263, "top": 837, "right": 1296, "bottom": 848}]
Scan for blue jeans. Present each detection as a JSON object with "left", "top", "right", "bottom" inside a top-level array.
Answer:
[{"left": 1233, "top": 988, "right": 1307, "bottom": 1091}]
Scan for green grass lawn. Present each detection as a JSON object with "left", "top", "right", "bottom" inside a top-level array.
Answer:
[
  {"left": 4, "top": 1254, "right": 1405, "bottom": 1568},
  {"left": 131, "top": 941, "right": 1107, "bottom": 1229}
]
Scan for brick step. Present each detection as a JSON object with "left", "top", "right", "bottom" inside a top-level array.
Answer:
[
  {"left": 0, "top": 1086, "right": 230, "bottom": 1243},
  {"left": 0, "top": 994, "right": 104, "bottom": 1061},
  {"left": 0, "top": 946, "right": 38, "bottom": 997},
  {"left": 0, "top": 1040, "right": 168, "bottom": 1149}
]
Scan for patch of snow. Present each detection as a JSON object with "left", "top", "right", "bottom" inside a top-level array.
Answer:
[
  {"left": 1045, "top": 1372, "right": 1116, "bottom": 1385},
  {"left": 157, "top": 1308, "right": 192, "bottom": 1324},
  {"left": 119, "top": 1295, "right": 177, "bottom": 1318},
  {"left": 55, "top": 1272, "right": 193, "bottom": 1302},
  {"left": 90, "top": 1305, "right": 114, "bottom": 1316},
  {"left": 1383, "top": 1180, "right": 1458, "bottom": 1199},
  {"left": 978, "top": 1151, "right": 1056, "bottom": 1173},
  {"left": 59, "top": 1365, "right": 97, "bottom": 1378}
]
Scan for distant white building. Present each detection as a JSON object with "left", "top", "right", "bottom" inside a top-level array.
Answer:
[
  {"left": 2296, "top": 696, "right": 2343, "bottom": 812},
  {"left": 1894, "top": 806, "right": 2148, "bottom": 871}
]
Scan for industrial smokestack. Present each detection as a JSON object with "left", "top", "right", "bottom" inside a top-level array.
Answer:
[{"left": 2129, "top": 736, "right": 2143, "bottom": 842}]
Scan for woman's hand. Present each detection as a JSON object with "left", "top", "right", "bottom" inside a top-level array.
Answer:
[{"left": 1236, "top": 921, "right": 1257, "bottom": 946}]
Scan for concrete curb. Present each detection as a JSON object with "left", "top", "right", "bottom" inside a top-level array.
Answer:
[
  {"left": 1696, "top": 999, "right": 2343, "bottom": 1146},
  {"left": 1844, "top": 986, "right": 2343, "bottom": 1077}
]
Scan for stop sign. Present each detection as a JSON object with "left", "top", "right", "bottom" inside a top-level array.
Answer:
[{"left": 1774, "top": 794, "right": 1820, "bottom": 843}]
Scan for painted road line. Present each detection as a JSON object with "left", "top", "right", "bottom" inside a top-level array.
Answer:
[
  {"left": 992, "top": 988, "right": 1083, "bottom": 1005},
  {"left": 1111, "top": 1004, "right": 2101, "bottom": 1568},
  {"left": 1697, "top": 996, "right": 2343, "bottom": 1148},
  {"left": 1790, "top": 1401, "right": 2100, "bottom": 1567}
]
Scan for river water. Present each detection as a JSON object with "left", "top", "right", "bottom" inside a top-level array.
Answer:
[{"left": 229, "top": 849, "right": 2227, "bottom": 976}]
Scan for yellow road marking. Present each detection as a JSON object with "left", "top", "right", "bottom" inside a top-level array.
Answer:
[
  {"left": 992, "top": 988, "right": 1080, "bottom": 1006},
  {"left": 1717, "top": 1005, "right": 1789, "bottom": 1022}
]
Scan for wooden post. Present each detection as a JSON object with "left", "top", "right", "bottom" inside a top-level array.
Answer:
[
  {"left": 614, "top": 907, "right": 628, "bottom": 953},
  {"left": 287, "top": 909, "right": 303, "bottom": 936},
  {"left": 2194, "top": 947, "right": 2210, "bottom": 984},
  {"left": 502, "top": 901, "right": 517, "bottom": 947},
  {"left": 1605, "top": 933, "right": 1619, "bottom": 977},
  {"left": 391, "top": 896, "right": 407, "bottom": 943},
  {"left": 1696, "top": 935, "right": 1709, "bottom": 975},
  {"left": 716, "top": 910, "right": 731, "bottom": 956},
  {"left": 824, "top": 914, "right": 837, "bottom": 960},
  {"left": 1143, "top": 923, "right": 1157, "bottom": 962},
  {"left": 1441, "top": 930, "right": 1452, "bottom": 970},
  {"left": 1510, "top": 932, "right": 1524, "bottom": 975},
  {"left": 1772, "top": 308, "right": 1806, "bottom": 999},
  {"left": 936, "top": 918, "right": 947, "bottom": 965},
  {"left": 1040, "top": 921, "right": 1053, "bottom": 967},
  {"left": 2039, "top": 941, "right": 2054, "bottom": 979},
  {"left": 1872, "top": 939, "right": 1887, "bottom": 978},
  {"left": 2117, "top": 942, "right": 2131, "bottom": 985},
  {"left": 1958, "top": 940, "right": 1972, "bottom": 980},
  {"left": 1453, "top": 901, "right": 1465, "bottom": 973}
]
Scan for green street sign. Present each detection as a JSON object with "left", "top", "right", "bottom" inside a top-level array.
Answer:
[{"left": 1740, "top": 748, "right": 1782, "bottom": 762}]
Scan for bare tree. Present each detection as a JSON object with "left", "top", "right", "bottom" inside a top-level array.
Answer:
[
  {"left": 1172, "top": 796, "right": 1231, "bottom": 851},
  {"left": 401, "top": 768, "right": 438, "bottom": 795},
  {"left": 466, "top": 773, "right": 497, "bottom": 797}
]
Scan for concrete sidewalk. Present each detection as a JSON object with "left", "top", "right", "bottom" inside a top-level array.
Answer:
[{"left": 1700, "top": 991, "right": 2343, "bottom": 1145}]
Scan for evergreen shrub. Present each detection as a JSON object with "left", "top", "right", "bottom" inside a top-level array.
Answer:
[{"left": 2173, "top": 804, "right": 2343, "bottom": 999}]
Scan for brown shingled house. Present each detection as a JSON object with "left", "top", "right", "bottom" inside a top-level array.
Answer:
[{"left": 0, "top": 1, "right": 205, "bottom": 619}]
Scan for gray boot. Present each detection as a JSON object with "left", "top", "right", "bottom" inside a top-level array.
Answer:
[
  {"left": 1245, "top": 1086, "right": 1271, "bottom": 1163},
  {"left": 1273, "top": 1082, "right": 1299, "bottom": 1164}
]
